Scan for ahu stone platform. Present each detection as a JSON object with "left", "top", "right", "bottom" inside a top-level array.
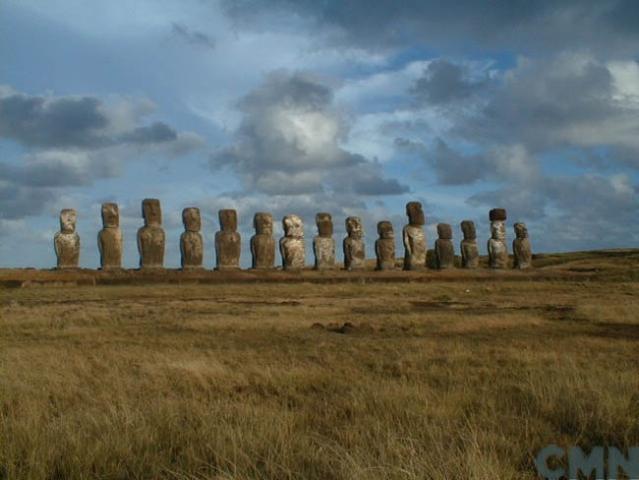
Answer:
[{"left": 2, "top": 250, "right": 635, "bottom": 288}]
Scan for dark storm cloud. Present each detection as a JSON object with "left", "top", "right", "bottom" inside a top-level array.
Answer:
[
  {"left": 457, "top": 56, "right": 631, "bottom": 153},
  {"left": 466, "top": 173, "right": 639, "bottom": 249},
  {"left": 0, "top": 183, "right": 55, "bottom": 219},
  {"left": 395, "top": 138, "right": 486, "bottom": 185},
  {"left": 222, "top": 0, "right": 639, "bottom": 54},
  {"left": 0, "top": 94, "right": 109, "bottom": 148},
  {"left": 211, "top": 71, "right": 408, "bottom": 196},
  {"left": 0, "top": 90, "right": 186, "bottom": 150},
  {"left": 171, "top": 22, "right": 216, "bottom": 49},
  {"left": 119, "top": 122, "right": 178, "bottom": 144},
  {"left": 0, "top": 161, "right": 89, "bottom": 187},
  {"left": 411, "top": 60, "right": 486, "bottom": 105},
  {"left": 0, "top": 86, "right": 204, "bottom": 220}
]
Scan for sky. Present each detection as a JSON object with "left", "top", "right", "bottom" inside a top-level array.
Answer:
[{"left": 1, "top": 0, "right": 638, "bottom": 268}]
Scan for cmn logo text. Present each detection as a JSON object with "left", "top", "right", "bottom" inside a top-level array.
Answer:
[{"left": 535, "top": 445, "right": 639, "bottom": 479}]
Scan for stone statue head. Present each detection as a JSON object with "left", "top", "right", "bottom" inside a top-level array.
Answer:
[
  {"left": 514, "top": 222, "right": 528, "bottom": 239},
  {"left": 315, "top": 212, "right": 333, "bottom": 237},
  {"left": 345, "top": 216, "right": 363, "bottom": 239},
  {"left": 283, "top": 214, "right": 303, "bottom": 238},
  {"left": 489, "top": 208, "right": 507, "bottom": 222},
  {"left": 219, "top": 209, "right": 237, "bottom": 232},
  {"left": 406, "top": 201, "right": 425, "bottom": 226},
  {"left": 437, "top": 223, "right": 453, "bottom": 240},
  {"left": 461, "top": 220, "right": 476, "bottom": 240},
  {"left": 59, "top": 209, "right": 77, "bottom": 234},
  {"left": 182, "top": 207, "right": 201, "bottom": 232},
  {"left": 377, "top": 220, "right": 394, "bottom": 239},
  {"left": 491, "top": 221, "right": 506, "bottom": 240},
  {"left": 101, "top": 203, "right": 119, "bottom": 228},
  {"left": 142, "top": 199, "right": 162, "bottom": 226},
  {"left": 254, "top": 212, "right": 273, "bottom": 235}
]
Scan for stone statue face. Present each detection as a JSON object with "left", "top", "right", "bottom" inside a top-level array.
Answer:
[
  {"left": 316, "top": 212, "right": 333, "bottom": 237},
  {"left": 219, "top": 209, "right": 237, "bottom": 232},
  {"left": 406, "top": 201, "right": 425, "bottom": 225},
  {"left": 514, "top": 222, "right": 528, "bottom": 239},
  {"left": 345, "top": 216, "right": 363, "bottom": 239},
  {"left": 60, "top": 209, "right": 77, "bottom": 233},
  {"left": 283, "top": 214, "right": 303, "bottom": 238},
  {"left": 254, "top": 212, "right": 273, "bottom": 235},
  {"left": 377, "top": 221, "right": 394, "bottom": 239},
  {"left": 182, "top": 207, "right": 201, "bottom": 232},
  {"left": 101, "top": 203, "right": 119, "bottom": 228},
  {"left": 437, "top": 223, "right": 453, "bottom": 240},
  {"left": 461, "top": 220, "right": 476, "bottom": 240},
  {"left": 491, "top": 221, "right": 506, "bottom": 240},
  {"left": 142, "top": 199, "right": 162, "bottom": 226}
]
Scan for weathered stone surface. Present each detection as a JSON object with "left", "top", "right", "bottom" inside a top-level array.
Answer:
[
  {"left": 343, "top": 216, "right": 365, "bottom": 271},
  {"left": 403, "top": 201, "right": 426, "bottom": 270},
  {"left": 215, "top": 209, "right": 241, "bottom": 270},
  {"left": 280, "top": 214, "right": 305, "bottom": 270},
  {"left": 180, "top": 207, "right": 203, "bottom": 270},
  {"left": 513, "top": 222, "right": 532, "bottom": 269},
  {"left": 54, "top": 208, "right": 80, "bottom": 269},
  {"left": 98, "top": 203, "right": 122, "bottom": 270},
  {"left": 488, "top": 209, "right": 508, "bottom": 269},
  {"left": 375, "top": 221, "right": 396, "bottom": 271},
  {"left": 250, "top": 212, "right": 275, "bottom": 269},
  {"left": 313, "top": 212, "right": 336, "bottom": 270},
  {"left": 489, "top": 208, "right": 507, "bottom": 222},
  {"left": 137, "top": 199, "right": 165, "bottom": 269},
  {"left": 435, "top": 223, "right": 455, "bottom": 269},
  {"left": 460, "top": 220, "right": 479, "bottom": 269}
]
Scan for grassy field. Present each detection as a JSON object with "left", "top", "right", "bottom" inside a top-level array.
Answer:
[{"left": 1, "top": 251, "right": 638, "bottom": 479}]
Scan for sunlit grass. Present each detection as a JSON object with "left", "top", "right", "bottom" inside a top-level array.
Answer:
[{"left": 1, "top": 251, "right": 638, "bottom": 479}]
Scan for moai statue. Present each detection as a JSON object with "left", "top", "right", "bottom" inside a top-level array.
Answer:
[
  {"left": 250, "top": 212, "right": 275, "bottom": 269},
  {"left": 215, "top": 209, "right": 241, "bottom": 270},
  {"left": 280, "top": 214, "right": 305, "bottom": 270},
  {"left": 137, "top": 198, "right": 165, "bottom": 269},
  {"left": 513, "top": 222, "right": 532, "bottom": 270},
  {"left": 460, "top": 220, "right": 479, "bottom": 269},
  {"left": 403, "top": 201, "right": 427, "bottom": 270},
  {"left": 488, "top": 208, "right": 508, "bottom": 269},
  {"left": 375, "top": 221, "right": 396, "bottom": 271},
  {"left": 343, "top": 216, "right": 365, "bottom": 271},
  {"left": 54, "top": 208, "right": 80, "bottom": 269},
  {"left": 180, "top": 207, "right": 203, "bottom": 270},
  {"left": 435, "top": 223, "right": 455, "bottom": 269},
  {"left": 98, "top": 203, "right": 122, "bottom": 270},
  {"left": 313, "top": 212, "right": 336, "bottom": 270}
]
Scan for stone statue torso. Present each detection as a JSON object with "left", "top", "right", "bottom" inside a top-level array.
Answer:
[
  {"left": 403, "top": 225, "right": 426, "bottom": 270},
  {"left": 375, "top": 238, "right": 395, "bottom": 270},
  {"left": 313, "top": 237, "right": 335, "bottom": 270},
  {"left": 488, "top": 238, "right": 508, "bottom": 269},
  {"left": 435, "top": 239, "right": 455, "bottom": 269},
  {"left": 460, "top": 240, "right": 479, "bottom": 269},
  {"left": 98, "top": 228, "right": 123, "bottom": 269},
  {"left": 513, "top": 238, "right": 532, "bottom": 269},
  {"left": 280, "top": 237, "right": 305, "bottom": 270},
  {"left": 138, "top": 226, "right": 165, "bottom": 268},
  {"left": 215, "top": 231, "right": 241, "bottom": 269},
  {"left": 54, "top": 232, "right": 80, "bottom": 269},
  {"left": 181, "top": 231, "right": 203, "bottom": 269},
  {"left": 343, "top": 237, "right": 365, "bottom": 270},
  {"left": 251, "top": 234, "right": 275, "bottom": 269}
]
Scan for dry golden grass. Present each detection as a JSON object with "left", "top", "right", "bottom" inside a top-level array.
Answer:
[{"left": 1, "top": 251, "right": 638, "bottom": 479}]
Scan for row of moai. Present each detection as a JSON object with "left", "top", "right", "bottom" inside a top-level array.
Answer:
[{"left": 53, "top": 199, "right": 532, "bottom": 271}]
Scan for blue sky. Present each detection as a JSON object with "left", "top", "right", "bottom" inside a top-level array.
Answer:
[{"left": 1, "top": 0, "right": 638, "bottom": 268}]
